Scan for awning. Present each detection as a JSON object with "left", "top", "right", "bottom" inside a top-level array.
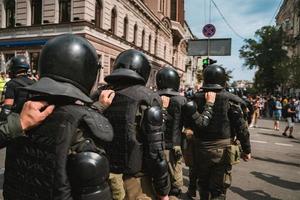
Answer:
[{"left": 0, "top": 39, "right": 48, "bottom": 48}]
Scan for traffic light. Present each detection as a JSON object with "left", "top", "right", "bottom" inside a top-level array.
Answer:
[{"left": 202, "top": 58, "right": 217, "bottom": 69}]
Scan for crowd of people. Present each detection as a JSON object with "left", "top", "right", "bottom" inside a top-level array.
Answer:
[
  {"left": 0, "top": 34, "right": 252, "bottom": 200},
  {"left": 180, "top": 85, "right": 299, "bottom": 139}
]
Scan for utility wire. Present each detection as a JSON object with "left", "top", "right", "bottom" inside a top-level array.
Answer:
[
  {"left": 268, "top": 0, "right": 283, "bottom": 25},
  {"left": 210, "top": 0, "right": 246, "bottom": 40}
]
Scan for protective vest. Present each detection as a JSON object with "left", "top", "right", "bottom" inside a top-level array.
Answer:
[
  {"left": 164, "top": 95, "right": 186, "bottom": 149},
  {"left": 194, "top": 90, "right": 243, "bottom": 140},
  {"left": 104, "top": 85, "right": 161, "bottom": 175},
  {"left": 11, "top": 76, "right": 35, "bottom": 113},
  {"left": 3, "top": 104, "right": 113, "bottom": 200}
]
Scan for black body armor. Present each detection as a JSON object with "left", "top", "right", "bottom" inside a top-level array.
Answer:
[
  {"left": 3, "top": 105, "right": 113, "bottom": 200},
  {"left": 193, "top": 90, "right": 244, "bottom": 140},
  {"left": 104, "top": 85, "right": 161, "bottom": 175},
  {"left": 164, "top": 95, "right": 187, "bottom": 149}
]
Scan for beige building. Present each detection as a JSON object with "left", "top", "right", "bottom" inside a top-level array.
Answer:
[
  {"left": 276, "top": 0, "right": 300, "bottom": 57},
  {"left": 0, "top": 0, "right": 192, "bottom": 87},
  {"left": 276, "top": 0, "right": 300, "bottom": 96}
]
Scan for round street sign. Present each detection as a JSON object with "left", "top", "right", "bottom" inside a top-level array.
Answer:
[{"left": 202, "top": 24, "right": 216, "bottom": 37}]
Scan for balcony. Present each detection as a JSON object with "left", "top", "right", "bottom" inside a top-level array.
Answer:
[{"left": 171, "top": 20, "right": 185, "bottom": 45}]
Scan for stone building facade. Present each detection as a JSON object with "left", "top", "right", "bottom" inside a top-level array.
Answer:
[
  {"left": 276, "top": 0, "right": 300, "bottom": 57},
  {"left": 276, "top": 0, "right": 300, "bottom": 96},
  {"left": 0, "top": 0, "right": 193, "bottom": 88}
]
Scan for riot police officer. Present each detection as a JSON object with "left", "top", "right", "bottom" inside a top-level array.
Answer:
[
  {"left": 3, "top": 34, "right": 113, "bottom": 200},
  {"left": 183, "top": 65, "right": 251, "bottom": 200},
  {"left": 103, "top": 49, "right": 170, "bottom": 200},
  {"left": 156, "top": 66, "right": 186, "bottom": 197},
  {"left": 0, "top": 55, "right": 35, "bottom": 120}
]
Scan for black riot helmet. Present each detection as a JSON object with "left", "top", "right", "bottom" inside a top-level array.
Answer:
[
  {"left": 156, "top": 66, "right": 180, "bottom": 96},
  {"left": 8, "top": 55, "right": 30, "bottom": 75},
  {"left": 202, "top": 65, "right": 226, "bottom": 90},
  {"left": 104, "top": 49, "right": 151, "bottom": 85},
  {"left": 38, "top": 34, "right": 99, "bottom": 95}
]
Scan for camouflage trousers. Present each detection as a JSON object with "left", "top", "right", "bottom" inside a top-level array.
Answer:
[
  {"left": 194, "top": 145, "right": 232, "bottom": 200},
  {"left": 109, "top": 173, "right": 156, "bottom": 200},
  {"left": 164, "top": 146, "right": 184, "bottom": 191}
]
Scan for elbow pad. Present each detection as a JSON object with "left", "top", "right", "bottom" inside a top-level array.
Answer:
[
  {"left": 0, "top": 105, "right": 12, "bottom": 121},
  {"left": 182, "top": 101, "right": 197, "bottom": 117},
  {"left": 143, "top": 106, "right": 171, "bottom": 195}
]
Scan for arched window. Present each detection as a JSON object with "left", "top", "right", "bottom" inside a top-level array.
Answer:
[
  {"left": 148, "top": 34, "right": 152, "bottom": 52},
  {"left": 95, "top": 0, "right": 102, "bottom": 28},
  {"left": 32, "top": 0, "right": 42, "bottom": 25},
  {"left": 123, "top": 16, "right": 128, "bottom": 40},
  {"left": 133, "top": 24, "right": 138, "bottom": 45},
  {"left": 111, "top": 7, "right": 117, "bottom": 34},
  {"left": 59, "top": 0, "right": 71, "bottom": 23},
  {"left": 141, "top": 29, "right": 145, "bottom": 49},
  {"left": 5, "top": 0, "right": 15, "bottom": 27}
]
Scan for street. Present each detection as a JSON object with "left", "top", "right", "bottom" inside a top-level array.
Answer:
[{"left": 0, "top": 118, "right": 299, "bottom": 200}]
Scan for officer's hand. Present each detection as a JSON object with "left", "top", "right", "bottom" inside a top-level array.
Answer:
[
  {"left": 183, "top": 128, "right": 194, "bottom": 139},
  {"left": 161, "top": 95, "right": 170, "bottom": 108},
  {"left": 99, "top": 90, "right": 115, "bottom": 108},
  {"left": 205, "top": 92, "right": 216, "bottom": 104},
  {"left": 242, "top": 153, "right": 251, "bottom": 161},
  {"left": 159, "top": 195, "right": 169, "bottom": 200},
  {"left": 20, "top": 101, "right": 55, "bottom": 131}
]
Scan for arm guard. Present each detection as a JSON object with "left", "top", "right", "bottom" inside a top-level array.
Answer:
[
  {"left": 0, "top": 104, "right": 12, "bottom": 121},
  {"left": 228, "top": 102, "right": 251, "bottom": 154},
  {"left": 142, "top": 106, "right": 170, "bottom": 196},
  {"left": 182, "top": 101, "right": 214, "bottom": 129}
]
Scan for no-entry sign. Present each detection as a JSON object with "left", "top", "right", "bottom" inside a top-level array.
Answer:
[{"left": 202, "top": 24, "right": 216, "bottom": 37}]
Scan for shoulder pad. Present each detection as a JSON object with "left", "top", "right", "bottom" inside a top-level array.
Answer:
[
  {"left": 62, "top": 105, "right": 114, "bottom": 142},
  {"left": 171, "top": 95, "right": 187, "bottom": 106},
  {"left": 223, "top": 91, "right": 246, "bottom": 106},
  {"left": 145, "top": 106, "right": 163, "bottom": 126},
  {"left": 182, "top": 100, "right": 197, "bottom": 116},
  {"left": 83, "top": 108, "right": 113, "bottom": 142}
]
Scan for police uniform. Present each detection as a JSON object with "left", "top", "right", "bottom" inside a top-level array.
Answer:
[
  {"left": 156, "top": 67, "right": 187, "bottom": 197},
  {"left": 0, "top": 55, "right": 35, "bottom": 120},
  {"left": 3, "top": 34, "right": 113, "bottom": 200},
  {"left": 184, "top": 65, "right": 251, "bottom": 200},
  {"left": 103, "top": 49, "right": 170, "bottom": 199}
]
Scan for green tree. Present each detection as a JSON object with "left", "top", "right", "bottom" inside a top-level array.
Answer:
[{"left": 239, "top": 26, "right": 288, "bottom": 93}]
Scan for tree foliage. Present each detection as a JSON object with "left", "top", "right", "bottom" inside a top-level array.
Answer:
[{"left": 239, "top": 26, "right": 288, "bottom": 93}]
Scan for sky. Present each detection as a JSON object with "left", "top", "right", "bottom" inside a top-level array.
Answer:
[{"left": 185, "top": 0, "right": 283, "bottom": 82}]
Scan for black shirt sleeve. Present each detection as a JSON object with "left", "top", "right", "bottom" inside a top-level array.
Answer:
[
  {"left": 228, "top": 102, "right": 251, "bottom": 154},
  {"left": 4, "top": 80, "right": 17, "bottom": 99}
]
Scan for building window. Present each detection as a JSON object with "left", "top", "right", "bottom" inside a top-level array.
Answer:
[
  {"left": 141, "top": 30, "right": 145, "bottom": 49},
  {"left": 133, "top": 24, "right": 138, "bottom": 45},
  {"left": 110, "top": 58, "right": 115, "bottom": 74},
  {"left": 95, "top": 0, "right": 103, "bottom": 28},
  {"left": 148, "top": 34, "right": 152, "bottom": 52},
  {"left": 111, "top": 7, "right": 117, "bottom": 34},
  {"left": 95, "top": 54, "right": 102, "bottom": 84},
  {"left": 5, "top": 0, "right": 15, "bottom": 27},
  {"left": 171, "top": 0, "right": 177, "bottom": 21},
  {"left": 123, "top": 16, "right": 128, "bottom": 40},
  {"left": 160, "top": 0, "right": 164, "bottom": 13},
  {"left": 29, "top": 52, "right": 40, "bottom": 72},
  {"left": 164, "top": 45, "right": 167, "bottom": 59},
  {"left": 31, "top": 0, "right": 42, "bottom": 25},
  {"left": 59, "top": 0, "right": 71, "bottom": 23},
  {"left": 154, "top": 37, "right": 157, "bottom": 55}
]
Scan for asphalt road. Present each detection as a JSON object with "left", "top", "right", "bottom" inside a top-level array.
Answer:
[{"left": 0, "top": 118, "right": 299, "bottom": 200}]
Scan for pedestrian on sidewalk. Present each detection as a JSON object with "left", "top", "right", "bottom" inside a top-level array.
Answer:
[
  {"left": 273, "top": 96, "right": 282, "bottom": 131},
  {"left": 282, "top": 98, "right": 296, "bottom": 138},
  {"left": 250, "top": 96, "right": 260, "bottom": 128}
]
